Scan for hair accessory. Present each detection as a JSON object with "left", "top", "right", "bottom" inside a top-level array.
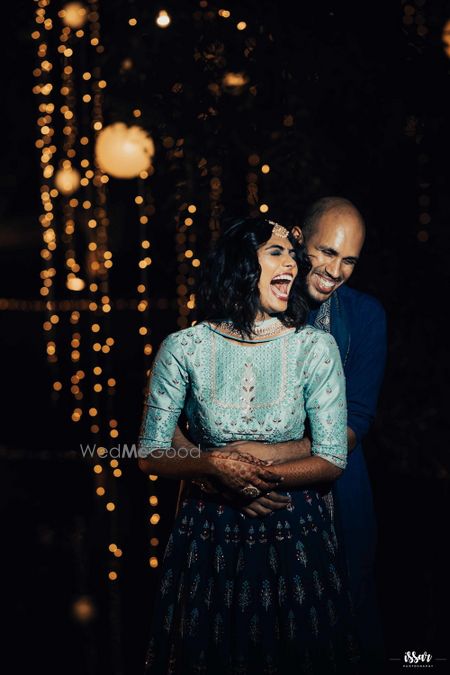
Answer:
[{"left": 268, "top": 220, "right": 289, "bottom": 239}]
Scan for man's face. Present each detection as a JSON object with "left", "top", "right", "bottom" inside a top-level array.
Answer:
[{"left": 302, "top": 208, "right": 365, "bottom": 304}]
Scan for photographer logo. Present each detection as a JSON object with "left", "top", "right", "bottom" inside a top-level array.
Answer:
[{"left": 403, "top": 651, "right": 433, "bottom": 667}]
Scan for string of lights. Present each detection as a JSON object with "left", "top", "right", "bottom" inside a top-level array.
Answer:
[
  {"left": 32, "top": 3, "right": 130, "bottom": 664},
  {"left": 30, "top": 0, "right": 285, "bottom": 639},
  {"left": 80, "top": 6, "right": 128, "bottom": 626},
  {"left": 135, "top": 167, "right": 161, "bottom": 571},
  {"left": 175, "top": 201, "right": 200, "bottom": 331},
  {"left": 58, "top": 12, "right": 86, "bottom": 412},
  {"left": 246, "top": 152, "right": 260, "bottom": 216},
  {"left": 207, "top": 160, "right": 224, "bottom": 244},
  {"left": 0, "top": 297, "right": 157, "bottom": 310},
  {"left": 33, "top": 0, "right": 60, "bottom": 392},
  {"left": 248, "top": 154, "right": 272, "bottom": 218},
  {"left": 401, "top": 0, "right": 431, "bottom": 246}
]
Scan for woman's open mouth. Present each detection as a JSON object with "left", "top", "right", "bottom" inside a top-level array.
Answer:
[{"left": 270, "top": 273, "right": 294, "bottom": 301}]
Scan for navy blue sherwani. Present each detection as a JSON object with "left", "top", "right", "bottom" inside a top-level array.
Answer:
[{"left": 308, "top": 284, "right": 387, "bottom": 661}]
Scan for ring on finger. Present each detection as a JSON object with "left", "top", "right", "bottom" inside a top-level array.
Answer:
[{"left": 241, "top": 484, "right": 261, "bottom": 498}]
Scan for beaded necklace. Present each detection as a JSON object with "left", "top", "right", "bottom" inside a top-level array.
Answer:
[{"left": 209, "top": 317, "right": 293, "bottom": 342}]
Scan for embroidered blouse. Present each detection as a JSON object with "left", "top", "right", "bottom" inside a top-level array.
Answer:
[{"left": 138, "top": 322, "right": 348, "bottom": 469}]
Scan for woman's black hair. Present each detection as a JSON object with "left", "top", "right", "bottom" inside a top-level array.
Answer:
[{"left": 196, "top": 216, "right": 311, "bottom": 337}]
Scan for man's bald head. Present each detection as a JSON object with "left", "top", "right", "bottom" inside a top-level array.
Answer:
[
  {"left": 297, "top": 196, "right": 366, "bottom": 305},
  {"left": 302, "top": 196, "right": 365, "bottom": 242}
]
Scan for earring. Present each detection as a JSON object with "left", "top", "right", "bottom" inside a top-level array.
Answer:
[{"left": 290, "top": 226, "right": 303, "bottom": 243}]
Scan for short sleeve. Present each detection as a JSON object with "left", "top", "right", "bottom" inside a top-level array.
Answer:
[
  {"left": 138, "top": 334, "right": 189, "bottom": 457},
  {"left": 304, "top": 333, "right": 348, "bottom": 469}
]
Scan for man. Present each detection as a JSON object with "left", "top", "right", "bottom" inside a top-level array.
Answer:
[
  {"left": 293, "top": 197, "right": 387, "bottom": 667},
  {"left": 170, "top": 197, "right": 386, "bottom": 666}
]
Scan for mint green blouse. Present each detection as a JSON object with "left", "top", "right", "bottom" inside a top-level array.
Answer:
[{"left": 138, "top": 323, "right": 348, "bottom": 469}]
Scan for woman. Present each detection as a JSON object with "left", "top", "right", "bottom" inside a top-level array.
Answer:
[{"left": 138, "top": 217, "right": 359, "bottom": 674}]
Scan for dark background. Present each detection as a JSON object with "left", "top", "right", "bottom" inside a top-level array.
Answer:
[{"left": 1, "top": 1, "right": 449, "bottom": 673}]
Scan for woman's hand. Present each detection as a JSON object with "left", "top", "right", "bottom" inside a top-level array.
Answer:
[{"left": 206, "top": 449, "right": 284, "bottom": 496}]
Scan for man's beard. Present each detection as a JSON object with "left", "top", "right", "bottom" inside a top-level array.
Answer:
[{"left": 307, "top": 295, "right": 323, "bottom": 310}]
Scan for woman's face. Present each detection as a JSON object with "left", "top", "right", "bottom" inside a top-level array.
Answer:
[{"left": 257, "top": 235, "right": 298, "bottom": 319}]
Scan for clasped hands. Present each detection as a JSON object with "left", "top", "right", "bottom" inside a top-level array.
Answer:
[{"left": 194, "top": 440, "right": 305, "bottom": 518}]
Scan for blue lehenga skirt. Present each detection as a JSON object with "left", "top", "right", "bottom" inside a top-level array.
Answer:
[{"left": 144, "top": 483, "right": 359, "bottom": 675}]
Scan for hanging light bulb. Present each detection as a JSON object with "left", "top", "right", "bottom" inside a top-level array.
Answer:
[
  {"left": 156, "top": 10, "right": 171, "bottom": 29},
  {"left": 60, "top": 2, "right": 88, "bottom": 29},
  {"left": 95, "top": 123, "right": 155, "bottom": 179}
]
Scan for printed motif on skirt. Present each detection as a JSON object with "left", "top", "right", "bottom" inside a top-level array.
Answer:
[{"left": 144, "top": 486, "right": 359, "bottom": 675}]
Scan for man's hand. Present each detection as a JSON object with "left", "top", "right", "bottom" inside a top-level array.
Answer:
[
  {"left": 206, "top": 439, "right": 311, "bottom": 515},
  {"left": 171, "top": 426, "right": 308, "bottom": 513},
  {"left": 172, "top": 425, "right": 312, "bottom": 466},
  {"left": 225, "top": 438, "right": 311, "bottom": 464}
]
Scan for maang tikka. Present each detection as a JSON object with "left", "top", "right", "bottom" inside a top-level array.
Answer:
[{"left": 268, "top": 220, "right": 290, "bottom": 238}]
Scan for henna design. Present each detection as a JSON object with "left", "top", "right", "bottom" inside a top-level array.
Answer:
[{"left": 208, "top": 449, "right": 282, "bottom": 495}]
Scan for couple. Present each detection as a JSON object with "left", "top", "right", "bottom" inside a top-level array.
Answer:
[{"left": 138, "top": 197, "right": 386, "bottom": 674}]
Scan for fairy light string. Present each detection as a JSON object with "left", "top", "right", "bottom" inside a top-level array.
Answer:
[
  {"left": 175, "top": 201, "right": 200, "bottom": 331},
  {"left": 134, "top": 166, "right": 161, "bottom": 568},
  {"left": 58, "top": 14, "right": 88, "bottom": 413},
  {"left": 82, "top": 4, "right": 126, "bottom": 603},
  {"left": 31, "top": 0, "right": 277, "bottom": 603},
  {"left": 402, "top": 0, "right": 431, "bottom": 245},
  {"left": 33, "top": 6, "right": 126, "bottom": 657},
  {"left": 33, "top": 0, "right": 61, "bottom": 400}
]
